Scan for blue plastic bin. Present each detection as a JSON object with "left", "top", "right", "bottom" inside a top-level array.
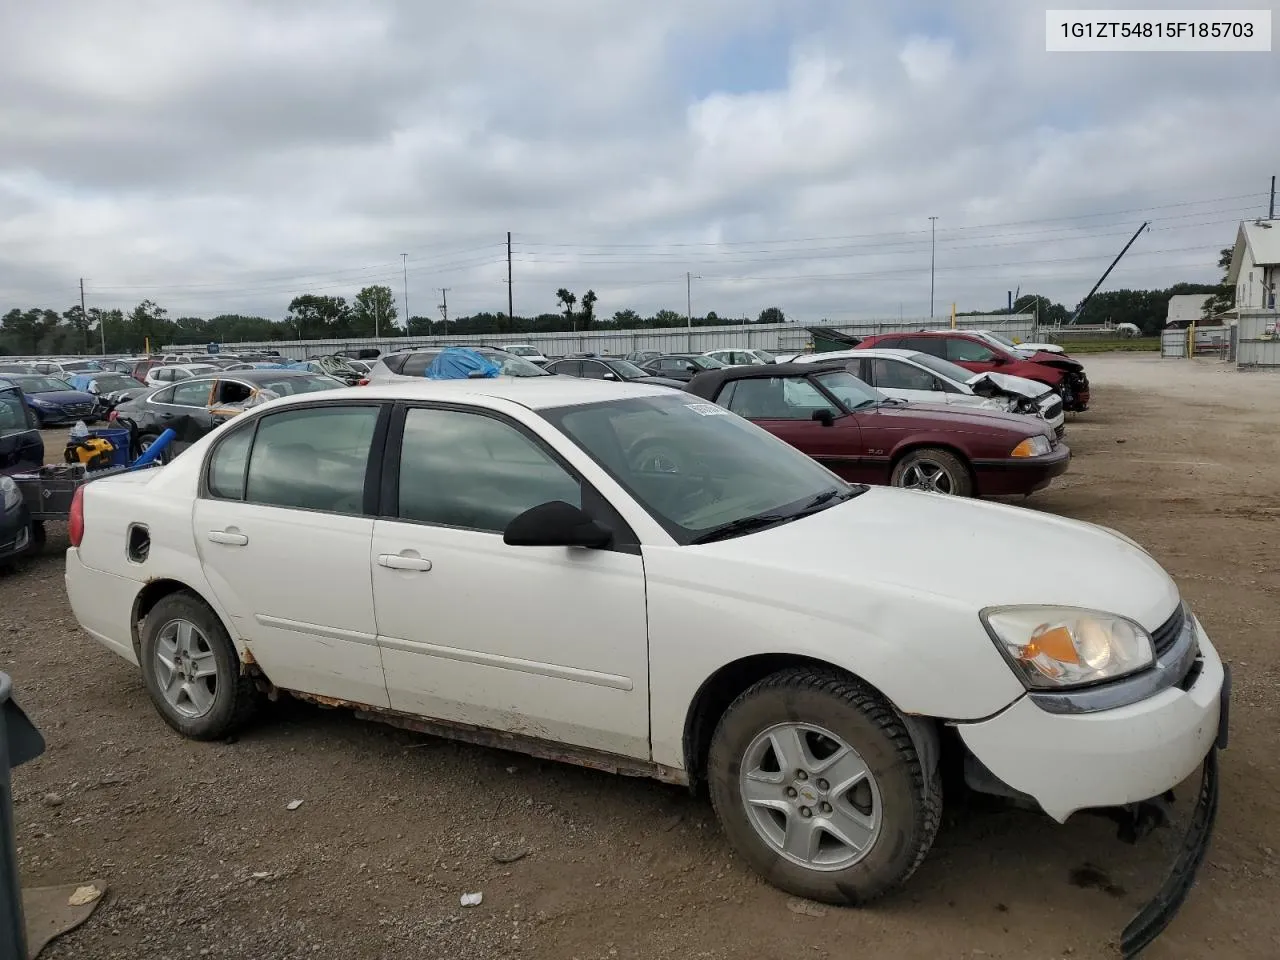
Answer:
[{"left": 88, "top": 428, "right": 131, "bottom": 468}]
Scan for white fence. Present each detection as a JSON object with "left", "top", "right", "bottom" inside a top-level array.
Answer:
[
  {"left": 166, "top": 313, "right": 1039, "bottom": 360},
  {"left": 1236, "top": 310, "right": 1280, "bottom": 369},
  {"left": 1161, "top": 325, "right": 1233, "bottom": 361}
]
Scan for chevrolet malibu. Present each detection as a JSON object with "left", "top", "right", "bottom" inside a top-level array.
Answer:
[{"left": 64, "top": 378, "right": 1226, "bottom": 953}]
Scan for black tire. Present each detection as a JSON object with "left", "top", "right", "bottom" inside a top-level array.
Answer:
[
  {"left": 708, "top": 667, "right": 942, "bottom": 905},
  {"left": 890, "top": 447, "right": 973, "bottom": 497},
  {"left": 27, "top": 520, "right": 45, "bottom": 555},
  {"left": 138, "top": 591, "right": 259, "bottom": 740},
  {"left": 137, "top": 432, "right": 169, "bottom": 463}
]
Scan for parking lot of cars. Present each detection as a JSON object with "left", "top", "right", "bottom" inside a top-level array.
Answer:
[{"left": 0, "top": 354, "right": 1273, "bottom": 959}]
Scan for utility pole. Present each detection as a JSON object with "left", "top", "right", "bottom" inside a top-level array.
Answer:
[
  {"left": 439, "top": 288, "right": 450, "bottom": 332},
  {"left": 374, "top": 296, "right": 380, "bottom": 339},
  {"left": 80, "top": 278, "right": 100, "bottom": 355},
  {"left": 1270, "top": 175, "right": 1276, "bottom": 220},
  {"left": 401, "top": 253, "right": 409, "bottom": 327},
  {"left": 507, "top": 232, "right": 514, "bottom": 320},
  {"left": 928, "top": 216, "right": 938, "bottom": 318}
]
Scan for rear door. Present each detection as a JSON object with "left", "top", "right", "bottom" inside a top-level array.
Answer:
[
  {"left": 193, "top": 402, "right": 390, "bottom": 705},
  {"left": 716, "top": 376, "right": 866, "bottom": 480}
]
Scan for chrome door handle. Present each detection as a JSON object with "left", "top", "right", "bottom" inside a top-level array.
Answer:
[
  {"left": 377, "top": 554, "right": 432, "bottom": 572},
  {"left": 207, "top": 530, "right": 248, "bottom": 546}
]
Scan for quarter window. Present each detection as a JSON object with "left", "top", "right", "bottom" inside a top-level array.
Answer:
[
  {"left": 207, "top": 426, "right": 254, "bottom": 500},
  {"left": 396, "top": 407, "right": 581, "bottom": 533},
  {"left": 240, "top": 406, "right": 379, "bottom": 513}
]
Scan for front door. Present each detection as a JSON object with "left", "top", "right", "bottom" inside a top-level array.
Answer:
[
  {"left": 193, "top": 402, "right": 391, "bottom": 706},
  {"left": 370, "top": 404, "right": 650, "bottom": 759},
  {"left": 716, "top": 375, "right": 867, "bottom": 481},
  {"left": 153, "top": 378, "right": 218, "bottom": 451}
]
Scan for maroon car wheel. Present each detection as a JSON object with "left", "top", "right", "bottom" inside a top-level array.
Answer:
[{"left": 890, "top": 448, "right": 972, "bottom": 497}]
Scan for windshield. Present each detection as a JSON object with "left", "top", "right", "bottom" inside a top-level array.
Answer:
[
  {"left": 542, "top": 393, "right": 852, "bottom": 544},
  {"left": 0, "top": 388, "right": 32, "bottom": 435},
  {"left": 982, "top": 331, "right": 1018, "bottom": 348},
  {"left": 691, "top": 355, "right": 727, "bottom": 369},
  {"left": 812, "top": 370, "right": 885, "bottom": 410},
  {"left": 0, "top": 364, "right": 32, "bottom": 374},
  {"left": 605, "top": 359, "right": 649, "bottom": 379},
  {"left": 93, "top": 374, "right": 141, "bottom": 391},
  {"left": 910, "top": 353, "right": 981, "bottom": 386},
  {"left": 504, "top": 345, "right": 541, "bottom": 357},
  {"left": 409, "top": 348, "right": 549, "bottom": 377},
  {"left": 253, "top": 375, "right": 346, "bottom": 397},
  {"left": 8, "top": 375, "right": 72, "bottom": 394},
  {"left": 60, "top": 360, "right": 102, "bottom": 373}
]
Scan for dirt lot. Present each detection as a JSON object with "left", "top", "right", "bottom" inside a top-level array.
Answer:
[{"left": 4, "top": 354, "right": 1279, "bottom": 960}]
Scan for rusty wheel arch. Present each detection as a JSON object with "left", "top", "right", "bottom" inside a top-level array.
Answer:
[{"left": 130, "top": 579, "right": 249, "bottom": 671}]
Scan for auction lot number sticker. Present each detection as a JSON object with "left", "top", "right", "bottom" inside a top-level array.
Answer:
[{"left": 1047, "top": 10, "right": 1271, "bottom": 51}]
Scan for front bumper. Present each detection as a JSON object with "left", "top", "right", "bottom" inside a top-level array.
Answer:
[
  {"left": 0, "top": 502, "right": 32, "bottom": 560},
  {"left": 971, "top": 443, "right": 1071, "bottom": 496},
  {"left": 957, "top": 619, "right": 1224, "bottom": 822}
]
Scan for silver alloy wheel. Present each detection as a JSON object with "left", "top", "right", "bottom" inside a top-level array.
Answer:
[
  {"left": 897, "top": 458, "right": 956, "bottom": 494},
  {"left": 153, "top": 619, "right": 218, "bottom": 719},
  {"left": 739, "top": 722, "right": 883, "bottom": 871}
]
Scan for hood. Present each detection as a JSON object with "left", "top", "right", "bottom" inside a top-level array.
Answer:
[
  {"left": 872, "top": 401, "right": 1052, "bottom": 436},
  {"left": 701, "top": 487, "right": 1179, "bottom": 631},
  {"left": 1026, "top": 352, "right": 1083, "bottom": 372},
  {"left": 967, "top": 371, "right": 1052, "bottom": 400},
  {"left": 27, "top": 389, "right": 96, "bottom": 406}
]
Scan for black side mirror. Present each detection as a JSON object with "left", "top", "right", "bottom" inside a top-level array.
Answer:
[
  {"left": 504, "top": 500, "right": 611, "bottom": 549},
  {"left": 811, "top": 408, "right": 835, "bottom": 427}
]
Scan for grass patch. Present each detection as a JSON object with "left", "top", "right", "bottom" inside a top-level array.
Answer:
[{"left": 1050, "top": 338, "right": 1160, "bottom": 354}]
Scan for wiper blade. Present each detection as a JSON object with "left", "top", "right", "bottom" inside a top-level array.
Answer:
[
  {"left": 797, "top": 486, "right": 868, "bottom": 513},
  {"left": 690, "top": 513, "right": 788, "bottom": 544}
]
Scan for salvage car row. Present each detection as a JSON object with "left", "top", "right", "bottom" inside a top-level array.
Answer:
[{"left": 57, "top": 353, "right": 1226, "bottom": 957}]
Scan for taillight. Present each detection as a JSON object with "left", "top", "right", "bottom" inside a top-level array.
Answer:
[
  {"left": 107, "top": 409, "right": 118, "bottom": 422},
  {"left": 357, "top": 378, "right": 370, "bottom": 386},
  {"left": 69, "top": 485, "right": 85, "bottom": 548}
]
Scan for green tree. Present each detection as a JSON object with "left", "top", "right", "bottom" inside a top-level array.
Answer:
[
  {"left": 1202, "top": 247, "right": 1235, "bottom": 320},
  {"left": 353, "top": 285, "right": 398, "bottom": 336},
  {"left": 62, "top": 305, "right": 92, "bottom": 351},
  {"left": 757, "top": 306, "right": 785, "bottom": 324},
  {"left": 611, "top": 308, "right": 641, "bottom": 326},
  {"left": 579, "top": 289, "right": 598, "bottom": 328},
  {"left": 128, "top": 299, "right": 171, "bottom": 351},
  {"left": 285, "top": 295, "right": 350, "bottom": 339},
  {"left": 650, "top": 309, "right": 684, "bottom": 328},
  {"left": 555, "top": 288, "right": 577, "bottom": 325}
]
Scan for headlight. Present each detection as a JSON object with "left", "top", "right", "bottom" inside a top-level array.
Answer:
[
  {"left": 1010, "top": 435, "right": 1052, "bottom": 457},
  {"left": 980, "top": 606, "right": 1154, "bottom": 689},
  {"left": 0, "top": 476, "right": 21, "bottom": 512}
]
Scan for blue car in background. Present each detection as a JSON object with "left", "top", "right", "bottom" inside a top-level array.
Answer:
[{"left": 0, "top": 373, "right": 99, "bottom": 427}]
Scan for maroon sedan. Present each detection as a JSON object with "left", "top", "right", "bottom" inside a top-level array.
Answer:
[{"left": 684, "top": 362, "right": 1070, "bottom": 497}]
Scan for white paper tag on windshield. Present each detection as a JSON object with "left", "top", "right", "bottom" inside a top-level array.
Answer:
[{"left": 685, "top": 402, "right": 728, "bottom": 416}]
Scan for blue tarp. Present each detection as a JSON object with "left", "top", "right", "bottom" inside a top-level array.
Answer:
[
  {"left": 426, "top": 348, "right": 501, "bottom": 380},
  {"left": 66, "top": 374, "right": 96, "bottom": 392}
]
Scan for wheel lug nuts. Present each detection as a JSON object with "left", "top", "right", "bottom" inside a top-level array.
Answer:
[
  {"left": 820, "top": 802, "right": 832, "bottom": 814},
  {"left": 785, "top": 787, "right": 797, "bottom": 798},
  {"left": 800, "top": 806, "right": 812, "bottom": 818},
  {"left": 796, "top": 770, "right": 808, "bottom": 781},
  {"left": 816, "top": 779, "right": 829, "bottom": 791}
]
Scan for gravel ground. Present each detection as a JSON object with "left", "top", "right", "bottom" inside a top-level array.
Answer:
[{"left": 4, "top": 354, "right": 1279, "bottom": 960}]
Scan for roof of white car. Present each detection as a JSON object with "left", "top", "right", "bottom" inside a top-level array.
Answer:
[{"left": 327, "top": 376, "right": 676, "bottom": 410}]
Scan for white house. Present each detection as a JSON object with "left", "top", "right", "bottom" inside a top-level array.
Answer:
[{"left": 1227, "top": 219, "right": 1280, "bottom": 311}]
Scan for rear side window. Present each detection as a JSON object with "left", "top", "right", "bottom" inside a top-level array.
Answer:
[
  {"left": 551, "top": 360, "right": 582, "bottom": 377},
  {"left": 902, "top": 337, "right": 947, "bottom": 358},
  {"left": 207, "top": 426, "right": 253, "bottom": 499},
  {"left": 400, "top": 353, "right": 439, "bottom": 377},
  {"left": 381, "top": 354, "right": 409, "bottom": 375},
  {"left": 219, "top": 406, "right": 381, "bottom": 514}
]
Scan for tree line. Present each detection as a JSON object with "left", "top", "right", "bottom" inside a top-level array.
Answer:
[{"left": 0, "top": 269, "right": 1230, "bottom": 356}]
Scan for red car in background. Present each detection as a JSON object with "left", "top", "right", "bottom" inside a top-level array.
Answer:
[
  {"left": 855, "top": 331, "right": 1090, "bottom": 411},
  {"left": 684, "top": 362, "right": 1070, "bottom": 497}
]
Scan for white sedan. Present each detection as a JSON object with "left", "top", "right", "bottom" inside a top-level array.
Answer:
[
  {"left": 703, "top": 348, "right": 776, "bottom": 366},
  {"left": 64, "top": 378, "right": 1226, "bottom": 949},
  {"left": 793, "top": 348, "right": 1066, "bottom": 436},
  {"left": 144, "top": 363, "right": 220, "bottom": 387}
]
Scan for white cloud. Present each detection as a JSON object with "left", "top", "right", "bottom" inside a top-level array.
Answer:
[{"left": 0, "top": 0, "right": 1277, "bottom": 323}]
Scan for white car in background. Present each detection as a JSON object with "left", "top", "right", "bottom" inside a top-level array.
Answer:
[
  {"left": 702, "top": 348, "right": 777, "bottom": 366},
  {"left": 496, "top": 343, "right": 549, "bottom": 365},
  {"left": 794, "top": 348, "right": 1066, "bottom": 436},
  {"left": 63, "top": 376, "right": 1226, "bottom": 953},
  {"left": 144, "top": 363, "right": 220, "bottom": 387},
  {"left": 973, "top": 330, "right": 1065, "bottom": 356}
]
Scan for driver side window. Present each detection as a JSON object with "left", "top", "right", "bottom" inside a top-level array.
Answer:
[
  {"left": 872, "top": 358, "right": 938, "bottom": 391},
  {"left": 720, "top": 377, "right": 835, "bottom": 420},
  {"left": 946, "top": 338, "right": 997, "bottom": 362}
]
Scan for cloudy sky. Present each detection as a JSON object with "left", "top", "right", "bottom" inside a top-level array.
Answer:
[{"left": 1, "top": 0, "right": 1276, "bottom": 325}]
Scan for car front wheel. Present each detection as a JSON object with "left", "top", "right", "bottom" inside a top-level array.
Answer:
[
  {"left": 890, "top": 448, "right": 972, "bottom": 496},
  {"left": 708, "top": 668, "right": 941, "bottom": 905}
]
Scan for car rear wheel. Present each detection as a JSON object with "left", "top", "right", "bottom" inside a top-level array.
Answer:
[
  {"left": 707, "top": 668, "right": 942, "bottom": 905},
  {"left": 139, "top": 592, "right": 260, "bottom": 740},
  {"left": 890, "top": 448, "right": 972, "bottom": 497}
]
